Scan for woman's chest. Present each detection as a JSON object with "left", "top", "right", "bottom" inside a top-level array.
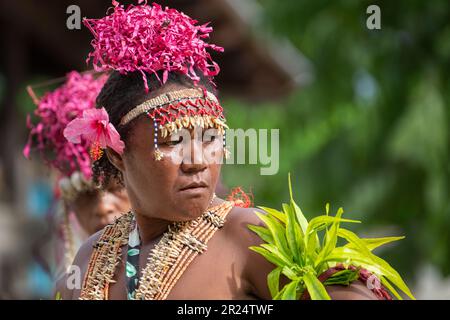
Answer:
[{"left": 107, "top": 234, "right": 253, "bottom": 299}]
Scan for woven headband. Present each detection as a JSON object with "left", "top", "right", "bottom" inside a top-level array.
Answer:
[{"left": 120, "top": 88, "right": 219, "bottom": 126}]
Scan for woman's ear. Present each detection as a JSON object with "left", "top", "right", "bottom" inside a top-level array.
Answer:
[{"left": 105, "top": 148, "right": 125, "bottom": 172}]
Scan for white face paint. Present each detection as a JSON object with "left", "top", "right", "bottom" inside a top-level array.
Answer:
[{"left": 164, "top": 127, "right": 224, "bottom": 165}]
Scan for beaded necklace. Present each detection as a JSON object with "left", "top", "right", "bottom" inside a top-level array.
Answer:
[
  {"left": 126, "top": 194, "right": 216, "bottom": 300},
  {"left": 80, "top": 198, "right": 235, "bottom": 300}
]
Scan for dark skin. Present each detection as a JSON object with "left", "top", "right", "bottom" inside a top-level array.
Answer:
[
  {"left": 58, "top": 83, "right": 378, "bottom": 300},
  {"left": 70, "top": 182, "right": 130, "bottom": 235}
]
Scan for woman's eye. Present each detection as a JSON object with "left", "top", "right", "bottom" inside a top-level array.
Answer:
[
  {"left": 165, "top": 136, "right": 183, "bottom": 146},
  {"left": 204, "top": 134, "right": 217, "bottom": 143}
]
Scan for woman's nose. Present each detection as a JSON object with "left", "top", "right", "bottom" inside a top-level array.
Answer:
[
  {"left": 180, "top": 139, "right": 207, "bottom": 173},
  {"left": 94, "top": 193, "right": 122, "bottom": 223}
]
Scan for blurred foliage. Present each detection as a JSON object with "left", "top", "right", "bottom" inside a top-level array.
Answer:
[{"left": 222, "top": 0, "right": 449, "bottom": 280}]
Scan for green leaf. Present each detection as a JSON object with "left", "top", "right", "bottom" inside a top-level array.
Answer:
[
  {"left": 368, "top": 253, "right": 415, "bottom": 300},
  {"left": 273, "top": 284, "right": 288, "bottom": 300},
  {"left": 307, "top": 216, "right": 360, "bottom": 239},
  {"left": 303, "top": 272, "right": 331, "bottom": 300},
  {"left": 324, "top": 247, "right": 381, "bottom": 273},
  {"left": 281, "top": 280, "right": 299, "bottom": 300},
  {"left": 267, "top": 267, "right": 282, "bottom": 298},
  {"left": 315, "top": 208, "right": 345, "bottom": 269},
  {"left": 261, "top": 243, "right": 293, "bottom": 266},
  {"left": 251, "top": 175, "right": 415, "bottom": 301},
  {"left": 283, "top": 203, "right": 302, "bottom": 264},
  {"left": 305, "top": 216, "right": 360, "bottom": 257},
  {"left": 380, "top": 276, "right": 402, "bottom": 300},
  {"left": 284, "top": 178, "right": 306, "bottom": 260},
  {"left": 282, "top": 203, "right": 291, "bottom": 218},
  {"left": 255, "top": 212, "right": 291, "bottom": 259},
  {"left": 249, "top": 246, "right": 286, "bottom": 268},
  {"left": 324, "top": 246, "right": 415, "bottom": 300},
  {"left": 305, "top": 230, "right": 319, "bottom": 262},
  {"left": 337, "top": 228, "right": 373, "bottom": 258},
  {"left": 344, "top": 236, "right": 405, "bottom": 252},
  {"left": 323, "top": 269, "right": 359, "bottom": 286},
  {"left": 258, "top": 206, "right": 286, "bottom": 224},
  {"left": 248, "top": 224, "right": 274, "bottom": 244},
  {"left": 288, "top": 173, "right": 294, "bottom": 199},
  {"left": 287, "top": 174, "right": 308, "bottom": 234},
  {"left": 282, "top": 266, "right": 300, "bottom": 280},
  {"left": 291, "top": 200, "right": 309, "bottom": 235}
]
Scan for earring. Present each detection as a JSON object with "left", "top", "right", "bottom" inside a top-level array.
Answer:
[
  {"left": 152, "top": 116, "right": 164, "bottom": 161},
  {"left": 223, "top": 128, "right": 230, "bottom": 159}
]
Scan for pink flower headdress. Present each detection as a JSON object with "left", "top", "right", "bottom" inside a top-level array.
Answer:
[
  {"left": 83, "top": 0, "right": 224, "bottom": 92},
  {"left": 81, "top": 1, "right": 228, "bottom": 161},
  {"left": 24, "top": 71, "right": 108, "bottom": 179}
]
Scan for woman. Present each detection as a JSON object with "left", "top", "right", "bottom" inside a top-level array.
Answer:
[
  {"left": 58, "top": 1, "right": 382, "bottom": 299},
  {"left": 24, "top": 71, "right": 131, "bottom": 279}
]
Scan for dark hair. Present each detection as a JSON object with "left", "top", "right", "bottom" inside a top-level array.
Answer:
[{"left": 92, "top": 70, "right": 217, "bottom": 188}]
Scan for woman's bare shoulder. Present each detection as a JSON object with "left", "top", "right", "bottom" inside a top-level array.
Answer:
[
  {"left": 223, "top": 206, "right": 274, "bottom": 299},
  {"left": 225, "top": 206, "right": 265, "bottom": 234}
]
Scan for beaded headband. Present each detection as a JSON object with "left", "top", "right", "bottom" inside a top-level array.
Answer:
[
  {"left": 120, "top": 88, "right": 219, "bottom": 126},
  {"left": 120, "top": 87, "right": 228, "bottom": 161}
]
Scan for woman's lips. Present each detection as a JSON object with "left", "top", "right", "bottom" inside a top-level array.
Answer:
[
  {"left": 178, "top": 182, "right": 208, "bottom": 197},
  {"left": 179, "top": 185, "right": 207, "bottom": 195},
  {"left": 179, "top": 181, "right": 208, "bottom": 191}
]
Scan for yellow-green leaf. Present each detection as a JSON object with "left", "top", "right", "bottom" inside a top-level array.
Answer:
[
  {"left": 261, "top": 243, "right": 293, "bottom": 266},
  {"left": 344, "top": 236, "right": 405, "bottom": 252},
  {"left": 258, "top": 206, "right": 286, "bottom": 224},
  {"left": 282, "top": 266, "right": 300, "bottom": 280},
  {"left": 303, "top": 272, "right": 331, "bottom": 300},
  {"left": 267, "top": 267, "right": 282, "bottom": 298},
  {"left": 249, "top": 246, "right": 286, "bottom": 268},
  {"left": 288, "top": 174, "right": 309, "bottom": 234},
  {"left": 324, "top": 246, "right": 415, "bottom": 300},
  {"left": 380, "top": 276, "right": 402, "bottom": 300},
  {"left": 281, "top": 280, "right": 299, "bottom": 300},
  {"left": 255, "top": 212, "right": 291, "bottom": 259},
  {"left": 283, "top": 203, "right": 302, "bottom": 263},
  {"left": 55, "top": 291, "right": 62, "bottom": 300},
  {"left": 315, "top": 208, "right": 345, "bottom": 268},
  {"left": 248, "top": 224, "right": 274, "bottom": 244}
]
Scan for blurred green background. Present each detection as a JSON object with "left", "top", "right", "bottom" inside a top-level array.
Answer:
[{"left": 222, "top": 0, "right": 449, "bottom": 283}]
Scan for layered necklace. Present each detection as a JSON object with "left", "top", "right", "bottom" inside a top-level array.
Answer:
[{"left": 80, "top": 196, "right": 235, "bottom": 300}]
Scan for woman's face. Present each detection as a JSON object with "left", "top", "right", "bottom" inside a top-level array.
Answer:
[
  {"left": 71, "top": 182, "right": 130, "bottom": 235},
  {"left": 115, "top": 86, "right": 224, "bottom": 222}
]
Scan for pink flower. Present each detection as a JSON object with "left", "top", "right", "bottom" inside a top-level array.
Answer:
[
  {"left": 64, "top": 108, "right": 125, "bottom": 157},
  {"left": 23, "top": 71, "right": 107, "bottom": 179},
  {"left": 83, "top": 1, "right": 224, "bottom": 92}
]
